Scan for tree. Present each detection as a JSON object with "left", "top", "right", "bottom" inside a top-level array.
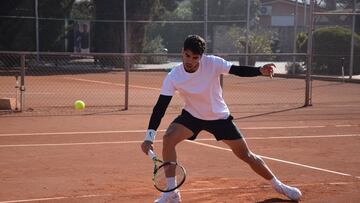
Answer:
[
  {"left": 298, "top": 26, "right": 360, "bottom": 75},
  {"left": 38, "top": 0, "right": 75, "bottom": 51},
  {"left": 0, "top": 0, "right": 76, "bottom": 52},
  {"left": 93, "top": 0, "right": 180, "bottom": 53},
  {"left": 0, "top": 0, "right": 35, "bottom": 51},
  {"left": 70, "top": 0, "right": 94, "bottom": 20},
  {"left": 229, "top": 26, "right": 274, "bottom": 65},
  {"left": 149, "top": 0, "right": 202, "bottom": 53}
]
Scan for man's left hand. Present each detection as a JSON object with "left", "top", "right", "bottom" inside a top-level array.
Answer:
[{"left": 260, "top": 63, "right": 275, "bottom": 78}]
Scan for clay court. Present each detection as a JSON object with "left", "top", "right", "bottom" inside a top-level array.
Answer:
[{"left": 0, "top": 72, "right": 359, "bottom": 203}]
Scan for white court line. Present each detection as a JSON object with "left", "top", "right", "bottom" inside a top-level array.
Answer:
[
  {"left": 0, "top": 92, "right": 55, "bottom": 95},
  {"left": 64, "top": 77, "right": 161, "bottom": 91},
  {"left": 197, "top": 134, "right": 360, "bottom": 140},
  {"left": 1, "top": 135, "right": 358, "bottom": 178},
  {"left": 185, "top": 140, "right": 360, "bottom": 179},
  {"left": 1, "top": 182, "right": 357, "bottom": 203},
  {"left": 1, "top": 123, "right": 359, "bottom": 137},
  {"left": 0, "top": 130, "right": 155, "bottom": 137},
  {"left": 0, "top": 140, "right": 158, "bottom": 148},
  {"left": 181, "top": 181, "right": 359, "bottom": 193},
  {"left": 0, "top": 134, "right": 358, "bottom": 148},
  {"left": 243, "top": 124, "right": 359, "bottom": 130},
  {"left": 0, "top": 194, "right": 111, "bottom": 203}
]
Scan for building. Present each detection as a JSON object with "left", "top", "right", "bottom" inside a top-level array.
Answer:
[{"left": 259, "top": 0, "right": 309, "bottom": 53}]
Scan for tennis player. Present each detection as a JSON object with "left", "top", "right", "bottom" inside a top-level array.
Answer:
[{"left": 141, "top": 35, "right": 302, "bottom": 203}]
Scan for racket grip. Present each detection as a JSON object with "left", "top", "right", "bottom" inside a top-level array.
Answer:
[{"left": 148, "top": 149, "right": 157, "bottom": 160}]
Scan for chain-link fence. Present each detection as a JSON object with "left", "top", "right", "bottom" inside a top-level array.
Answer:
[
  {"left": 0, "top": 0, "right": 359, "bottom": 116},
  {"left": 0, "top": 51, "right": 309, "bottom": 116},
  {"left": 1, "top": 53, "right": 122, "bottom": 114},
  {"left": 306, "top": 0, "right": 360, "bottom": 106},
  {"left": 309, "top": 1, "right": 360, "bottom": 78}
]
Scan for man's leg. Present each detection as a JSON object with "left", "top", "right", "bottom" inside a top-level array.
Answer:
[
  {"left": 154, "top": 123, "right": 193, "bottom": 203},
  {"left": 222, "top": 138, "right": 302, "bottom": 201},
  {"left": 223, "top": 138, "right": 274, "bottom": 179},
  {"left": 162, "top": 123, "right": 194, "bottom": 162}
]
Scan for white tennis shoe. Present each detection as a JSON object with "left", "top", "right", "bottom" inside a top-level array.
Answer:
[
  {"left": 274, "top": 183, "right": 302, "bottom": 201},
  {"left": 154, "top": 189, "right": 181, "bottom": 203}
]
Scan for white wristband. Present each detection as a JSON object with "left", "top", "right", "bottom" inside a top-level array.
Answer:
[{"left": 144, "top": 129, "right": 156, "bottom": 142}]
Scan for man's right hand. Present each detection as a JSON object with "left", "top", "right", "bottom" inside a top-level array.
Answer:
[
  {"left": 141, "top": 140, "right": 154, "bottom": 155},
  {"left": 260, "top": 63, "right": 275, "bottom": 78}
]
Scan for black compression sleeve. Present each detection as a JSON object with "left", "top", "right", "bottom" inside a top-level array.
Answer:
[
  {"left": 147, "top": 95, "right": 172, "bottom": 130},
  {"left": 229, "top": 65, "right": 262, "bottom": 77}
]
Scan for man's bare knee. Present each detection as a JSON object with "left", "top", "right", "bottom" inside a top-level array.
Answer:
[
  {"left": 163, "top": 132, "right": 180, "bottom": 147},
  {"left": 163, "top": 123, "right": 193, "bottom": 147}
]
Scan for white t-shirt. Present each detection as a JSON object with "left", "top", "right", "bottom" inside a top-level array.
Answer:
[{"left": 160, "top": 55, "right": 232, "bottom": 120}]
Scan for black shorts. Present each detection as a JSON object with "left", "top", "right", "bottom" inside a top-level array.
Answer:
[{"left": 172, "top": 109, "right": 243, "bottom": 141}]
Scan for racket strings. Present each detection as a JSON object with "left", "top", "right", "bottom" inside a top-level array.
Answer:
[{"left": 154, "top": 163, "right": 186, "bottom": 192}]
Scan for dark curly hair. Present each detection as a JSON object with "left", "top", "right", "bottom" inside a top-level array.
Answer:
[{"left": 183, "top": 35, "right": 206, "bottom": 55}]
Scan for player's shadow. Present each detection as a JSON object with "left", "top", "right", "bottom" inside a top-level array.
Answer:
[{"left": 257, "top": 198, "right": 298, "bottom": 203}]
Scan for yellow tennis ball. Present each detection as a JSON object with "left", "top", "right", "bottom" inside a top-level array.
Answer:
[{"left": 74, "top": 100, "right": 85, "bottom": 110}]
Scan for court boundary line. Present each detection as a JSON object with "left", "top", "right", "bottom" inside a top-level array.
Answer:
[
  {"left": 181, "top": 181, "right": 360, "bottom": 193},
  {"left": 0, "top": 194, "right": 112, "bottom": 203},
  {"left": 185, "top": 140, "right": 360, "bottom": 179},
  {"left": 0, "top": 130, "right": 151, "bottom": 137},
  {"left": 64, "top": 77, "right": 161, "bottom": 91},
  {"left": 0, "top": 181, "right": 357, "bottom": 203},
  {"left": 0, "top": 123, "right": 358, "bottom": 137},
  {"left": 196, "top": 134, "right": 360, "bottom": 140},
  {"left": 0, "top": 134, "right": 359, "bottom": 148}
]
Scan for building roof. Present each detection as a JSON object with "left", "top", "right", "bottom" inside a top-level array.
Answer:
[{"left": 261, "top": 0, "right": 308, "bottom": 7}]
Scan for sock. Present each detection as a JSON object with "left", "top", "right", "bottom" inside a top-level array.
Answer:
[
  {"left": 167, "top": 177, "right": 176, "bottom": 190},
  {"left": 270, "top": 177, "right": 282, "bottom": 188}
]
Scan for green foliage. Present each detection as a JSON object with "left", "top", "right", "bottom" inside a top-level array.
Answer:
[
  {"left": 142, "top": 0, "right": 199, "bottom": 54},
  {"left": 141, "top": 36, "right": 167, "bottom": 64},
  {"left": 162, "top": 0, "right": 193, "bottom": 20},
  {"left": 143, "top": 36, "right": 166, "bottom": 53},
  {"left": 0, "top": 0, "right": 35, "bottom": 51},
  {"left": 228, "top": 26, "right": 274, "bottom": 65},
  {"left": 298, "top": 26, "right": 360, "bottom": 75},
  {"left": 38, "top": 1, "right": 75, "bottom": 51},
  {"left": 1, "top": 0, "right": 267, "bottom": 55},
  {"left": 38, "top": 0, "right": 75, "bottom": 18},
  {"left": 70, "top": 0, "right": 94, "bottom": 19},
  {"left": 229, "top": 27, "right": 273, "bottom": 53},
  {"left": 0, "top": 0, "right": 76, "bottom": 51},
  {"left": 314, "top": 27, "right": 352, "bottom": 54},
  {"left": 296, "top": 32, "right": 307, "bottom": 53}
]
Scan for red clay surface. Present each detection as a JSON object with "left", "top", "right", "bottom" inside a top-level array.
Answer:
[
  {"left": 1, "top": 73, "right": 360, "bottom": 202},
  {"left": 1, "top": 103, "right": 360, "bottom": 203}
]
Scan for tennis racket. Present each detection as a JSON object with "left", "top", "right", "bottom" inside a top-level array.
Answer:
[{"left": 148, "top": 150, "right": 186, "bottom": 192}]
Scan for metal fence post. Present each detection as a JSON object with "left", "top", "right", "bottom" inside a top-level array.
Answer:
[
  {"left": 123, "top": 0, "right": 129, "bottom": 110},
  {"left": 341, "top": 57, "right": 345, "bottom": 82},
  {"left": 305, "top": 0, "right": 314, "bottom": 107},
  {"left": 349, "top": 0, "right": 356, "bottom": 79}
]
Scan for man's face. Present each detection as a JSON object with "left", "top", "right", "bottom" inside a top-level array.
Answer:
[{"left": 182, "top": 48, "right": 201, "bottom": 73}]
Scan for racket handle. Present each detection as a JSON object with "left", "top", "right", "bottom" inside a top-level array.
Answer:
[{"left": 148, "top": 149, "right": 157, "bottom": 160}]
